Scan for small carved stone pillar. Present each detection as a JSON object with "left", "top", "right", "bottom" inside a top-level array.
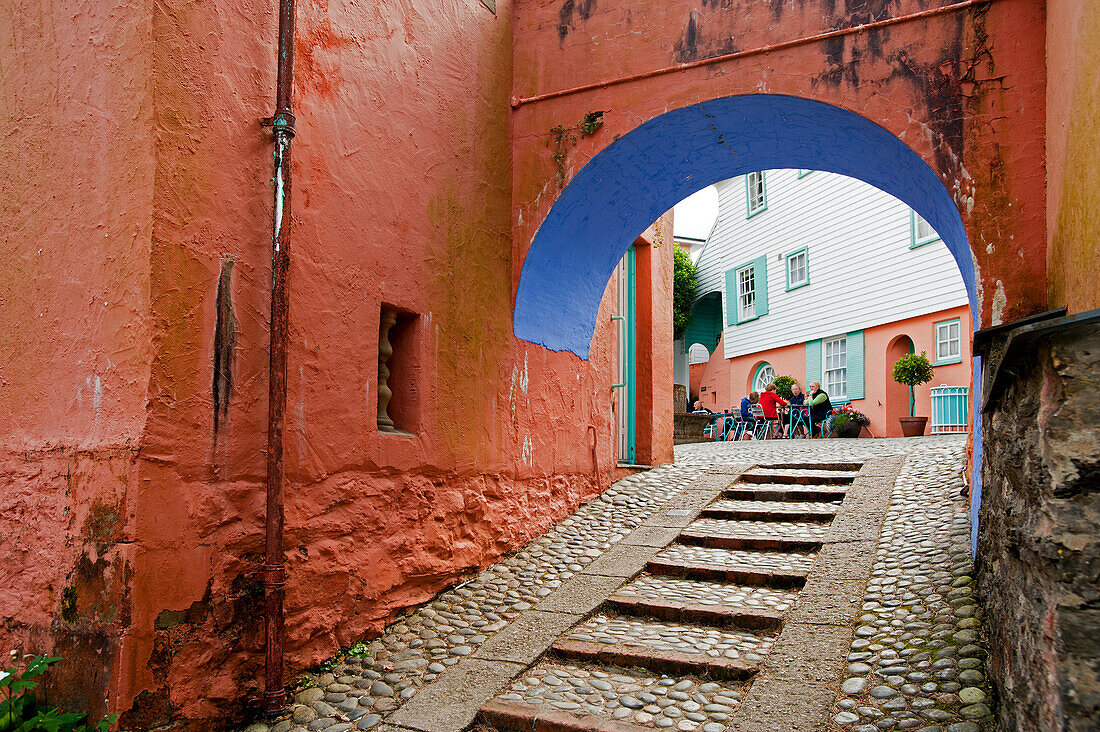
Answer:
[{"left": 377, "top": 308, "right": 397, "bottom": 432}]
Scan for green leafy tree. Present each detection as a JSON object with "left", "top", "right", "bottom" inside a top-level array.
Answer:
[
  {"left": 672, "top": 245, "right": 699, "bottom": 341},
  {"left": 891, "top": 351, "right": 935, "bottom": 388}
]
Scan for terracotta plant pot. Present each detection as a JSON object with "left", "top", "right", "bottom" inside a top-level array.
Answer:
[{"left": 899, "top": 416, "right": 928, "bottom": 437}]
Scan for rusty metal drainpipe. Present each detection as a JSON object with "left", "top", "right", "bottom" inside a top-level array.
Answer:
[{"left": 261, "top": 0, "right": 296, "bottom": 714}]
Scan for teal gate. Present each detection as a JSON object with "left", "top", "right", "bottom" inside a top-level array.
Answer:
[{"left": 930, "top": 385, "right": 969, "bottom": 434}]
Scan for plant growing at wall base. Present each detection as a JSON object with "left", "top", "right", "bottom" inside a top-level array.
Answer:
[
  {"left": 672, "top": 244, "right": 698, "bottom": 341},
  {"left": 773, "top": 375, "right": 796, "bottom": 400},
  {"left": 0, "top": 654, "right": 116, "bottom": 731},
  {"left": 891, "top": 351, "right": 935, "bottom": 436}
]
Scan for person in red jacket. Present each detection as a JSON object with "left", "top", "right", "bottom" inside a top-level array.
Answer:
[{"left": 757, "top": 382, "right": 789, "bottom": 437}]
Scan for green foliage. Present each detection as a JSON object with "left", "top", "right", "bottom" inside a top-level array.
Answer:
[
  {"left": 772, "top": 375, "right": 796, "bottom": 400},
  {"left": 0, "top": 655, "right": 117, "bottom": 732},
  {"left": 672, "top": 245, "right": 699, "bottom": 341},
  {"left": 892, "top": 351, "right": 935, "bottom": 387},
  {"left": 549, "top": 111, "right": 605, "bottom": 186}
]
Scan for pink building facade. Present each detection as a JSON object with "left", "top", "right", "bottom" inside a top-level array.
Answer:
[
  {"left": 691, "top": 306, "right": 972, "bottom": 437},
  {"left": 686, "top": 169, "right": 973, "bottom": 437}
]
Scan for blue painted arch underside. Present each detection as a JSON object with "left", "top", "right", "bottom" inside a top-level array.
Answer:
[{"left": 513, "top": 94, "right": 975, "bottom": 359}]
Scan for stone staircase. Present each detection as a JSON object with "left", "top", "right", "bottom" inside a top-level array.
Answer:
[{"left": 476, "top": 462, "right": 862, "bottom": 732}]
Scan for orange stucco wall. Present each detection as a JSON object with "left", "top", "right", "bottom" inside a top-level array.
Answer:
[
  {"left": 512, "top": 0, "right": 1047, "bottom": 329},
  {"left": 0, "top": 0, "right": 671, "bottom": 726},
  {"left": 692, "top": 306, "right": 972, "bottom": 437},
  {"left": 1046, "top": 0, "right": 1100, "bottom": 314}
]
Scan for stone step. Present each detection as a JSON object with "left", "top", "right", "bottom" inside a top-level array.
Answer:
[
  {"left": 677, "top": 518, "right": 827, "bottom": 552},
  {"left": 479, "top": 661, "right": 747, "bottom": 732},
  {"left": 759, "top": 461, "right": 864, "bottom": 472},
  {"left": 550, "top": 614, "right": 770, "bottom": 681},
  {"left": 603, "top": 596, "right": 784, "bottom": 632},
  {"left": 701, "top": 498, "right": 839, "bottom": 522},
  {"left": 722, "top": 484, "right": 848, "bottom": 502},
  {"left": 647, "top": 545, "right": 816, "bottom": 589},
  {"left": 738, "top": 469, "right": 857, "bottom": 485}
]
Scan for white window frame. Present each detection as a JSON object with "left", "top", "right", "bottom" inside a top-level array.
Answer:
[
  {"left": 737, "top": 264, "right": 756, "bottom": 322},
  {"left": 935, "top": 319, "right": 962, "bottom": 364},
  {"left": 745, "top": 172, "right": 766, "bottom": 217},
  {"left": 753, "top": 363, "right": 776, "bottom": 393},
  {"left": 824, "top": 336, "right": 847, "bottom": 399},
  {"left": 911, "top": 210, "right": 940, "bottom": 248},
  {"left": 786, "top": 248, "right": 809, "bottom": 290}
]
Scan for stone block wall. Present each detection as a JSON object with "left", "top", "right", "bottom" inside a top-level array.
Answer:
[{"left": 978, "top": 321, "right": 1100, "bottom": 730}]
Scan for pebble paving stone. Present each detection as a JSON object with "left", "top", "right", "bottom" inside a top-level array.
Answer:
[
  {"left": 611, "top": 573, "right": 799, "bottom": 611},
  {"left": 562, "top": 613, "right": 775, "bottom": 660},
  {"left": 241, "top": 436, "right": 993, "bottom": 732},
  {"left": 704, "top": 498, "right": 842, "bottom": 517},
  {"left": 498, "top": 661, "right": 749, "bottom": 729},
  {"left": 684, "top": 517, "right": 830, "bottom": 541},
  {"left": 827, "top": 441, "right": 994, "bottom": 731},
  {"left": 652, "top": 544, "right": 819, "bottom": 576}
]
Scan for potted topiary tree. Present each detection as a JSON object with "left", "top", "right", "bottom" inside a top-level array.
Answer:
[{"left": 891, "top": 351, "right": 935, "bottom": 436}]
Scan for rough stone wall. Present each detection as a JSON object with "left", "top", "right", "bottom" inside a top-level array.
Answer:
[{"left": 978, "top": 323, "right": 1100, "bottom": 730}]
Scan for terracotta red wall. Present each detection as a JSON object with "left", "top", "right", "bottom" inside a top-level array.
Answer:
[
  {"left": 0, "top": 1, "right": 153, "bottom": 719},
  {"left": 632, "top": 225, "right": 676, "bottom": 467},
  {"left": 694, "top": 307, "right": 972, "bottom": 437},
  {"left": 1, "top": 0, "right": 656, "bottom": 726},
  {"left": 512, "top": 0, "right": 1047, "bottom": 329}
]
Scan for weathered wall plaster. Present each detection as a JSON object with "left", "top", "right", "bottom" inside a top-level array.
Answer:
[
  {"left": 1046, "top": 0, "right": 1100, "bottom": 315},
  {"left": 512, "top": 0, "right": 1047, "bottom": 339}
]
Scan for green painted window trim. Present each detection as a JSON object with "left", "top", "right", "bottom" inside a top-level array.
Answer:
[
  {"left": 732, "top": 260, "right": 760, "bottom": 325},
  {"left": 785, "top": 246, "right": 810, "bottom": 291},
  {"left": 797, "top": 169, "right": 813, "bottom": 178},
  {"left": 752, "top": 362, "right": 774, "bottom": 391},
  {"left": 910, "top": 209, "right": 941, "bottom": 249},
  {"left": 745, "top": 171, "right": 768, "bottom": 218},
  {"left": 932, "top": 317, "right": 963, "bottom": 366}
]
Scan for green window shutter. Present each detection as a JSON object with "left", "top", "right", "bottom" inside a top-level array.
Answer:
[
  {"left": 754, "top": 255, "right": 769, "bottom": 316},
  {"left": 724, "top": 269, "right": 739, "bottom": 325},
  {"left": 847, "top": 330, "right": 865, "bottom": 400},
  {"left": 805, "top": 339, "right": 822, "bottom": 386}
]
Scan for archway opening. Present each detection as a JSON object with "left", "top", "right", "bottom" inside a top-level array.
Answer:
[{"left": 513, "top": 94, "right": 975, "bottom": 358}]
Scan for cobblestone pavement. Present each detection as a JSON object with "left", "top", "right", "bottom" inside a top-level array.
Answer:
[
  {"left": 829, "top": 442, "right": 992, "bottom": 732},
  {"left": 246, "top": 435, "right": 990, "bottom": 732}
]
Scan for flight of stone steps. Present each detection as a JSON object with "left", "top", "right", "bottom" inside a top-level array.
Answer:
[{"left": 476, "top": 462, "right": 863, "bottom": 732}]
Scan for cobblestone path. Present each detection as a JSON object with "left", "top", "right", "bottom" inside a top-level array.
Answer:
[{"left": 250, "top": 436, "right": 990, "bottom": 732}]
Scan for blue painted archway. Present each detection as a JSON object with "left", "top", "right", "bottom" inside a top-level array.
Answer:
[{"left": 513, "top": 94, "right": 975, "bottom": 359}]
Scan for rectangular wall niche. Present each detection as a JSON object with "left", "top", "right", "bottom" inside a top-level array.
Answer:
[{"left": 377, "top": 305, "right": 421, "bottom": 435}]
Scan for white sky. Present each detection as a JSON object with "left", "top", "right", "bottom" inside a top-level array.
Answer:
[{"left": 673, "top": 185, "right": 719, "bottom": 240}]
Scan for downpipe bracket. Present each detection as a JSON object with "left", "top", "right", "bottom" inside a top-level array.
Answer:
[{"left": 261, "top": 111, "right": 297, "bottom": 137}]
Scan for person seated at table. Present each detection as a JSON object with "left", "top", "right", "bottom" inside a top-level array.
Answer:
[
  {"left": 691, "top": 400, "right": 713, "bottom": 414},
  {"left": 807, "top": 381, "right": 833, "bottom": 436},
  {"left": 758, "top": 383, "right": 789, "bottom": 437},
  {"left": 739, "top": 391, "right": 760, "bottom": 434}
]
